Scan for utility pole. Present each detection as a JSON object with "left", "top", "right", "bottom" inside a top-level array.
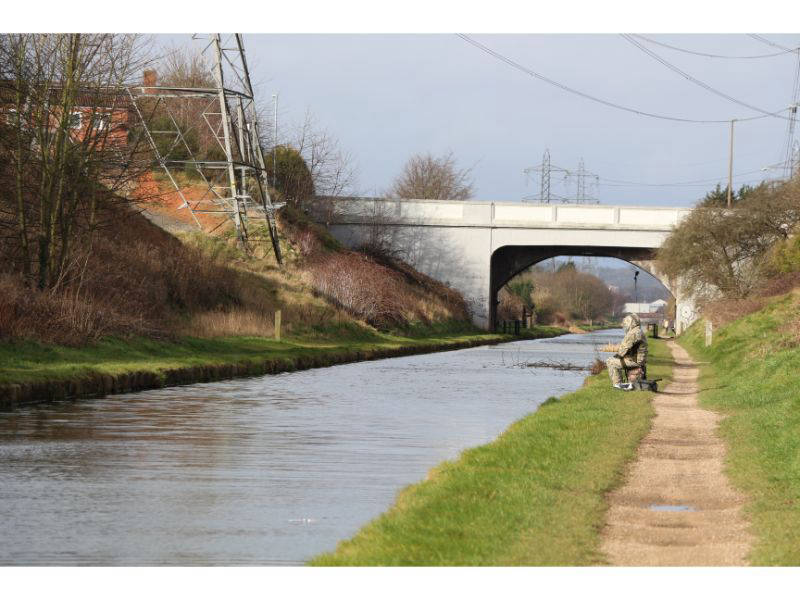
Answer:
[
  {"left": 727, "top": 119, "right": 736, "bottom": 208},
  {"left": 634, "top": 270, "right": 640, "bottom": 305},
  {"left": 785, "top": 103, "right": 798, "bottom": 179}
]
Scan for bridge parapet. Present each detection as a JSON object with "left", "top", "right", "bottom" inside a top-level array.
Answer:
[{"left": 322, "top": 197, "right": 691, "bottom": 231}]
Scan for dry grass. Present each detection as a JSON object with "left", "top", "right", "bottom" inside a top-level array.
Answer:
[
  {"left": 589, "top": 358, "right": 606, "bottom": 375},
  {"left": 184, "top": 308, "right": 276, "bottom": 338},
  {"left": 698, "top": 273, "right": 800, "bottom": 328}
]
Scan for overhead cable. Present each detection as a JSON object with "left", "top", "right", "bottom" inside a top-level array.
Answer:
[
  {"left": 598, "top": 168, "right": 769, "bottom": 188},
  {"left": 632, "top": 34, "right": 797, "bottom": 59},
  {"left": 621, "top": 34, "right": 790, "bottom": 121},
  {"left": 456, "top": 34, "right": 779, "bottom": 125},
  {"left": 748, "top": 34, "right": 796, "bottom": 52}
]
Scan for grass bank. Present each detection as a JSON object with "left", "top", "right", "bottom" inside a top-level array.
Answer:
[
  {"left": 679, "top": 291, "right": 800, "bottom": 565},
  {"left": 0, "top": 325, "right": 566, "bottom": 408},
  {"left": 311, "top": 338, "right": 672, "bottom": 566}
]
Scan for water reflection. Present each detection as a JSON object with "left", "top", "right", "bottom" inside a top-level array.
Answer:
[{"left": 0, "top": 330, "right": 620, "bottom": 565}]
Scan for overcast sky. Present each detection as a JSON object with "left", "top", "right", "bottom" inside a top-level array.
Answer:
[{"left": 159, "top": 33, "right": 800, "bottom": 207}]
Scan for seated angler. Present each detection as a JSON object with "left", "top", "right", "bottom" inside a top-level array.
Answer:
[{"left": 606, "top": 313, "right": 648, "bottom": 390}]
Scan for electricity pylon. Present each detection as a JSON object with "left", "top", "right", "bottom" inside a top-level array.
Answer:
[
  {"left": 571, "top": 158, "right": 600, "bottom": 204},
  {"left": 523, "top": 149, "right": 569, "bottom": 203},
  {"left": 129, "top": 33, "right": 283, "bottom": 264},
  {"left": 523, "top": 150, "right": 599, "bottom": 203}
]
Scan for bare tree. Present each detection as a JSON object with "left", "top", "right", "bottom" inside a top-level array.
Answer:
[
  {"left": 389, "top": 151, "right": 474, "bottom": 200},
  {"left": 0, "top": 33, "right": 153, "bottom": 289},
  {"left": 293, "top": 109, "right": 358, "bottom": 197}
]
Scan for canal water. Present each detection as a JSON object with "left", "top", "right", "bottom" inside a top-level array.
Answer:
[{"left": 0, "top": 330, "right": 620, "bottom": 565}]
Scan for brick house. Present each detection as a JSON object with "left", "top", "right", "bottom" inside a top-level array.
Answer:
[{"left": 1, "top": 82, "right": 133, "bottom": 150}]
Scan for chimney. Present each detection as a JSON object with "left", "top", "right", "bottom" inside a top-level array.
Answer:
[{"left": 143, "top": 69, "right": 157, "bottom": 93}]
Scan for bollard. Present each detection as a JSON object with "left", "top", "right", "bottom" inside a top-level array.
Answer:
[
  {"left": 274, "top": 310, "right": 282, "bottom": 341},
  {"left": 705, "top": 319, "right": 712, "bottom": 347}
]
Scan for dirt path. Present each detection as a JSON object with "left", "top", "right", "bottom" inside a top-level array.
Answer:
[{"left": 600, "top": 341, "right": 752, "bottom": 566}]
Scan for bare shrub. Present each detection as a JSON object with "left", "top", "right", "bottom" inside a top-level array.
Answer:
[
  {"left": 308, "top": 252, "right": 405, "bottom": 328},
  {"left": 699, "top": 298, "right": 768, "bottom": 328},
  {"left": 498, "top": 287, "right": 524, "bottom": 321},
  {"left": 307, "top": 250, "right": 468, "bottom": 330},
  {"left": 590, "top": 358, "right": 606, "bottom": 375}
]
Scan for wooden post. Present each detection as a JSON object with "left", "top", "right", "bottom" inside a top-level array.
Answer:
[{"left": 275, "top": 310, "right": 282, "bottom": 341}]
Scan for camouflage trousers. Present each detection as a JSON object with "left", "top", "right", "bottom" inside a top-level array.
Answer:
[{"left": 606, "top": 356, "right": 643, "bottom": 385}]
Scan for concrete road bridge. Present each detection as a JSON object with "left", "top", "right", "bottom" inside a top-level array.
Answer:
[{"left": 314, "top": 197, "right": 697, "bottom": 332}]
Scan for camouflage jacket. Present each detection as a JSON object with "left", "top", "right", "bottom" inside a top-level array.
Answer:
[{"left": 618, "top": 325, "right": 648, "bottom": 365}]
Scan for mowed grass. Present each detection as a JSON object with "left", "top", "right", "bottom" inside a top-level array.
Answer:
[
  {"left": 0, "top": 325, "right": 565, "bottom": 387},
  {"left": 310, "top": 339, "right": 672, "bottom": 566},
  {"left": 680, "top": 292, "right": 800, "bottom": 565}
]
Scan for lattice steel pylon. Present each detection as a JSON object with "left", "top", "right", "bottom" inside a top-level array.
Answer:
[
  {"left": 523, "top": 149, "right": 570, "bottom": 203},
  {"left": 571, "top": 158, "right": 600, "bottom": 204},
  {"left": 523, "top": 150, "right": 598, "bottom": 203},
  {"left": 128, "top": 33, "right": 283, "bottom": 264}
]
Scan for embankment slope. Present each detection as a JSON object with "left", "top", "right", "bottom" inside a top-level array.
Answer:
[{"left": 679, "top": 291, "right": 800, "bottom": 565}]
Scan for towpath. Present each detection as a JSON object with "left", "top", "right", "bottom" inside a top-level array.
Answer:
[{"left": 600, "top": 341, "right": 752, "bottom": 565}]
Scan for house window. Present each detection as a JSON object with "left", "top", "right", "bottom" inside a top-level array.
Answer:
[
  {"left": 93, "top": 113, "right": 110, "bottom": 130},
  {"left": 68, "top": 112, "right": 82, "bottom": 129}
]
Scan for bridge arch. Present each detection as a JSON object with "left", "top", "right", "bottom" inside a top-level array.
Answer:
[
  {"left": 489, "top": 245, "right": 674, "bottom": 330},
  {"left": 317, "top": 197, "right": 698, "bottom": 333}
]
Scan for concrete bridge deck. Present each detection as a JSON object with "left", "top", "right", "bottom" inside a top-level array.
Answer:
[{"left": 315, "top": 197, "right": 696, "bottom": 331}]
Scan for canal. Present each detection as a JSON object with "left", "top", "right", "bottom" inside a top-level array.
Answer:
[{"left": 0, "top": 330, "right": 619, "bottom": 565}]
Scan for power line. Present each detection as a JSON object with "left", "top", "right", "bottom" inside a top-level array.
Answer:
[
  {"left": 748, "top": 34, "right": 797, "bottom": 52},
  {"left": 621, "top": 34, "right": 791, "bottom": 121},
  {"left": 456, "top": 34, "right": 780, "bottom": 125},
  {"left": 598, "top": 168, "right": 770, "bottom": 188},
  {"left": 599, "top": 177, "right": 772, "bottom": 189},
  {"left": 631, "top": 34, "right": 797, "bottom": 59}
]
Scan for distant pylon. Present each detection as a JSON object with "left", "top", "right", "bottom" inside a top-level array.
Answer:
[
  {"left": 571, "top": 158, "right": 599, "bottom": 204},
  {"left": 523, "top": 151, "right": 599, "bottom": 203},
  {"left": 128, "top": 33, "right": 283, "bottom": 263},
  {"left": 541, "top": 149, "right": 551, "bottom": 202},
  {"left": 523, "top": 148, "right": 569, "bottom": 203}
]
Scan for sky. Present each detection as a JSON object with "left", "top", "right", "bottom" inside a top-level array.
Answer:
[{"left": 157, "top": 33, "right": 800, "bottom": 207}]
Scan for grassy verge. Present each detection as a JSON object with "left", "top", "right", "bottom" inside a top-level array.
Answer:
[
  {"left": 679, "top": 292, "right": 800, "bottom": 565},
  {"left": 0, "top": 325, "right": 567, "bottom": 406},
  {"left": 310, "top": 339, "right": 672, "bottom": 566}
]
